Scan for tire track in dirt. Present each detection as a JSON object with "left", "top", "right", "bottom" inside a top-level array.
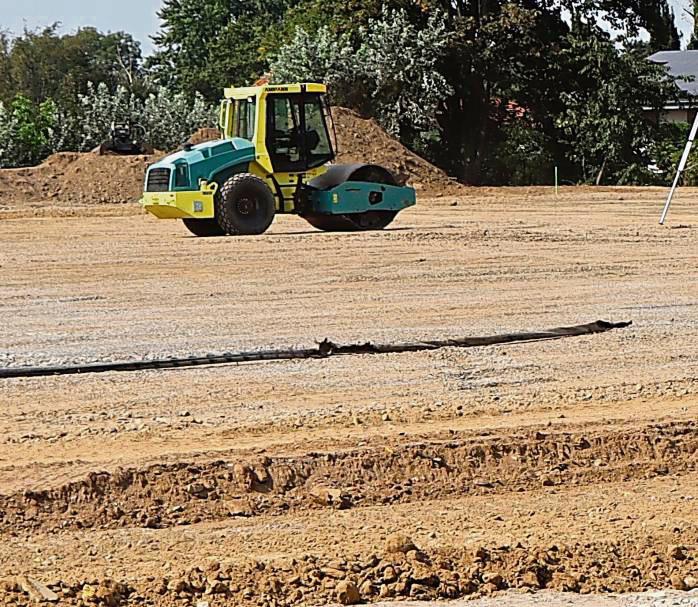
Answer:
[{"left": 2, "top": 420, "right": 695, "bottom": 534}]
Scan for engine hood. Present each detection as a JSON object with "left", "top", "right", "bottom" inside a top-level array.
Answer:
[{"left": 146, "top": 137, "right": 256, "bottom": 190}]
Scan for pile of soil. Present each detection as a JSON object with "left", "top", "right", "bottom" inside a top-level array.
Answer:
[
  {"left": 332, "top": 107, "right": 457, "bottom": 193},
  {"left": 3, "top": 536, "right": 697, "bottom": 606},
  {"left": 0, "top": 152, "right": 155, "bottom": 207},
  {"left": 2, "top": 415, "right": 697, "bottom": 606},
  {"left": 183, "top": 110, "right": 457, "bottom": 193},
  {"left": 0, "top": 107, "right": 456, "bottom": 208},
  {"left": 2, "top": 421, "right": 694, "bottom": 535},
  {"left": 187, "top": 127, "right": 222, "bottom": 146}
]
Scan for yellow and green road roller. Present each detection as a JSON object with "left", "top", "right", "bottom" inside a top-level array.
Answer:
[{"left": 141, "top": 83, "right": 416, "bottom": 236}]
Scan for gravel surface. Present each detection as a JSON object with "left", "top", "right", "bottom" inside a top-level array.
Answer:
[
  {"left": 354, "top": 590, "right": 698, "bottom": 606},
  {"left": 0, "top": 187, "right": 696, "bottom": 607}
]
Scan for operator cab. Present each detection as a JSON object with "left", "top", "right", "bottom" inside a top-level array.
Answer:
[{"left": 220, "top": 83, "right": 336, "bottom": 175}]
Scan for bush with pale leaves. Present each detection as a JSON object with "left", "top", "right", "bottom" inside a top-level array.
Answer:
[
  {"left": 0, "top": 83, "right": 217, "bottom": 168},
  {"left": 271, "top": 8, "right": 452, "bottom": 147}
]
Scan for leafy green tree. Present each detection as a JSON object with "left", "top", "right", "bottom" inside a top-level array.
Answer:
[
  {"left": 0, "top": 32, "right": 14, "bottom": 97},
  {"left": 400, "top": 1, "right": 676, "bottom": 183},
  {"left": 482, "top": 121, "right": 556, "bottom": 185},
  {"left": 555, "top": 25, "right": 674, "bottom": 184},
  {"left": 0, "top": 94, "right": 57, "bottom": 167},
  {"left": 272, "top": 0, "right": 414, "bottom": 45},
  {"left": 1, "top": 25, "right": 144, "bottom": 105},
  {"left": 149, "top": 0, "right": 295, "bottom": 100},
  {"left": 431, "top": 3, "right": 569, "bottom": 182},
  {"left": 65, "top": 82, "right": 216, "bottom": 153},
  {"left": 271, "top": 8, "right": 453, "bottom": 155},
  {"left": 648, "top": 121, "right": 698, "bottom": 186},
  {"left": 649, "top": 1, "right": 681, "bottom": 50},
  {"left": 270, "top": 28, "right": 362, "bottom": 108},
  {"left": 73, "top": 82, "right": 142, "bottom": 151},
  {"left": 689, "top": 0, "right": 698, "bottom": 49},
  {"left": 141, "top": 87, "right": 217, "bottom": 150}
]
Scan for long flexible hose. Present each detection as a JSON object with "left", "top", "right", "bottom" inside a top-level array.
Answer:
[{"left": 0, "top": 319, "right": 631, "bottom": 380}]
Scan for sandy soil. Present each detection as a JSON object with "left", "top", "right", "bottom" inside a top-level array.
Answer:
[
  {"left": 360, "top": 591, "right": 698, "bottom": 607},
  {"left": 0, "top": 186, "right": 696, "bottom": 606}
]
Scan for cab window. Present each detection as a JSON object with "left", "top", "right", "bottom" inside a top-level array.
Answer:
[
  {"left": 304, "top": 96, "right": 333, "bottom": 165},
  {"left": 268, "top": 96, "right": 302, "bottom": 170},
  {"left": 266, "top": 93, "right": 334, "bottom": 172},
  {"left": 233, "top": 98, "right": 256, "bottom": 140}
]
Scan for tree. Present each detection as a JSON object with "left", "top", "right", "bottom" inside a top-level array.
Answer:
[
  {"left": 0, "top": 25, "right": 145, "bottom": 105},
  {"left": 431, "top": 2, "right": 570, "bottom": 182},
  {"left": 689, "top": 0, "right": 698, "bottom": 49},
  {"left": 66, "top": 83, "right": 216, "bottom": 153},
  {"left": 72, "top": 82, "right": 142, "bottom": 152},
  {"left": 0, "top": 94, "right": 57, "bottom": 168},
  {"left": 270, "top": 28, "right": 362, "bottom": 108},
  {"left": 393, "top": 0, "right": 675, "bottom": 183},
  {"left": 270, "top": 7, "right": 453, "bottom": 154},
  {"left": 273, "top": 0, "right": 415, "bottom": 43},
  {"left": 141, "top": 88, "right": 217, "bottom": 150},
  {"left": 632, "top": 0, "right": 680, "bottom": 51},
  {"left": 555, "top": 25, "right": 674, "bottom": 184},
  {"left": 0, "top": 32, "right": 14, "bottom": 97},
  {"left": 149, "top": 0, "right": 295, "bottom": 100}
]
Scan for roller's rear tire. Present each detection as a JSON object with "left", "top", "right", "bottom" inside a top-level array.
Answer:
[
  {"left": 216, "top": 173, "right": 276, "bottom": 235},
  {"left": 181, "top": 217, "right": 226, "bottom": 237}
]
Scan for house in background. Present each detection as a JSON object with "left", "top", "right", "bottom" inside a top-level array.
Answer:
[{"left": 648, "top": 50, "right": 698, "bottom": 124}]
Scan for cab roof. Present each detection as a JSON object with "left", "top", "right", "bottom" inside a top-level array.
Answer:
[{"left": 223, "top": 82, "right": 327, "bottom": 99}]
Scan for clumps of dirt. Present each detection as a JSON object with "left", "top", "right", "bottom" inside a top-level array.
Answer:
[
  {"left": 2, "top": 421, "right": 694, "bottom": 534},
  {"left": 2, "top": 537, "right": 697, "bottom": 606},
  {"left": 332, "top": 107, "right": 459, "bottom": 193},
  {"left": 0, "top": 152, "right": 155, "bottom": 206},
  {"left": 187, "top": 127, "right": 222, "bottom": 146}
]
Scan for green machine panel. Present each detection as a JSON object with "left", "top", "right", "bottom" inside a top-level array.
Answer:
[{"left": 310, "top": 181, "right": 416, "bottom": 215}]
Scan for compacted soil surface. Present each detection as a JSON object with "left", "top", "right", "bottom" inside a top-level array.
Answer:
[{"left": 0, "top": 186, "right": 696, "bottom": 606}]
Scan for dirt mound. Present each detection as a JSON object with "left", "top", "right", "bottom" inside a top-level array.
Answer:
[
  {"left": 0, "top": 152, "right": 155, "bottom": 207},
  {"left": 187, "top": 127, "right": 222, "bottom": 146},
  {"left": 332, "top": 107, "right": 458, "bottom": 193},
  {"left": 1, "top": 420, "right": 696, "bottom": 605},
  {"left": 0, "top": 109, "right": 456, "bottom": 209},
  {"left": 178, "top": 111, "right": 456, "bottom": 193},
  {"left": 173, "top": 111, "right": 457, "bottom": 193}
]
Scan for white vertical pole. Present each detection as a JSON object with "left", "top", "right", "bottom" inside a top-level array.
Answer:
[
  {"left": 660, "top": 110, "right": 698, "bottom": 225},
  {"left": 555, "top": 166, "right": 559, "bottom": 197}
]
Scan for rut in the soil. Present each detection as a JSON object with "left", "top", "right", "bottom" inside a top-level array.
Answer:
[{"left": 2, "top": 421, "right": 695, "bottom": 533}]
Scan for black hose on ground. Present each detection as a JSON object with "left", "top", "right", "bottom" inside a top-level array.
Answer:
[{"left": 0, "top": 320, "right": 632, "bottom": 380}]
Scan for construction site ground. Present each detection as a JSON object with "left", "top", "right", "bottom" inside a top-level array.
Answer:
[{"left": 0, "top": 186, "right": 697, "bottom": 606}]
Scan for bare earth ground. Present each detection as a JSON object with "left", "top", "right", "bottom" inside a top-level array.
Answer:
[{"left": 0, "top": 186, "right": 696, "bottom": 606}]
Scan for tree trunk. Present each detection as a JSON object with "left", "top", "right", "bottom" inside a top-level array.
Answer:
[{"left": 595, "top": 157, "right": 607, "bottom": 186}]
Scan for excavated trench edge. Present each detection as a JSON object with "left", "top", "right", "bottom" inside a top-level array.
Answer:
[
  {"left": 0, "top": 319, "right": 631, "bottom": 379},
  {"left": 2, "top": 418, "right": 693, "bottom": 534}
]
